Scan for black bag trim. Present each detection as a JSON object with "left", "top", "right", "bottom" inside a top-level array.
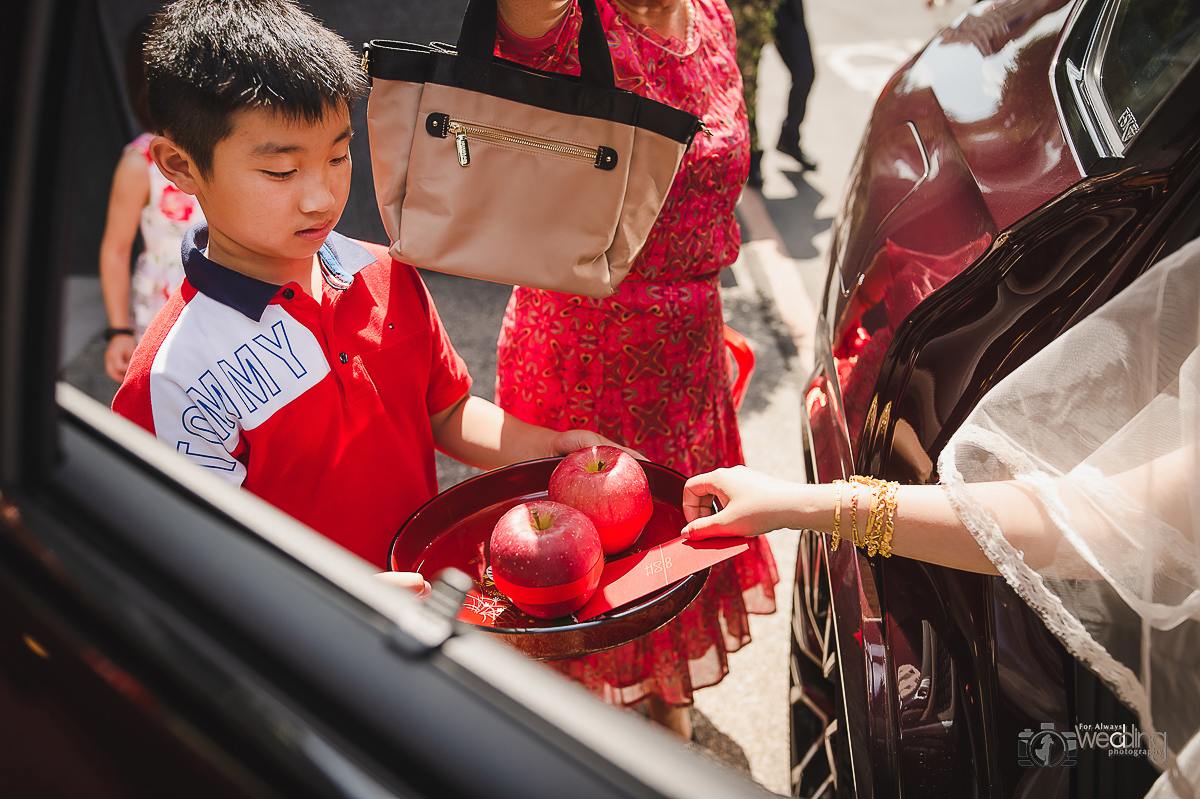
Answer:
[
  {"left": 426, "top": 112, "right": 450, "bottom": 138},
  {"left": 364, "top": 41, "right": 702, "bottom": 145},
  {"left": 595, "top": 146, "right": 618, "bottom": 170}
]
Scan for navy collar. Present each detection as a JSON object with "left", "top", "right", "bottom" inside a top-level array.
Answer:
[{"left": 181, "top": 224, "right": 376, "bottom": 321}]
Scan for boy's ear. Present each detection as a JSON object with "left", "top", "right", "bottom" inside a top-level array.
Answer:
[{"left": 148, "top": 135, "right": 201, "bottom": 195}]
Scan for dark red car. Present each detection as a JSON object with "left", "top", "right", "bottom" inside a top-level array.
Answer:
[{"left": 791, "top": 0, "right": 1200, "bottom": 796}]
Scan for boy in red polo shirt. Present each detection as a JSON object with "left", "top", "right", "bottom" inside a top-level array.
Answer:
[{"left": 113, "top": 0, "right": 617, "bottom": 577}]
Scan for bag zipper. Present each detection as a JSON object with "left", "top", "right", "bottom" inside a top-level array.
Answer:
[{"left": 426, "top": 112, "right": 618, "bottom": 171}]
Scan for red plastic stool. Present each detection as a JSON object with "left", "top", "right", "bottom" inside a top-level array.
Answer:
[{"left": 723, "top": 325, "right": 755, "bottom": 411}]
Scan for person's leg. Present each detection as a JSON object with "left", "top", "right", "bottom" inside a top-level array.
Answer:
[
  {"left": 774, "top": 0, "right": 817, "bottom": 170},
  {"left": 730, "top": 0, "right": 775, "bottom": 187},
  {"left": 646, "top": 695, "right": 694, "bottom": 739}
]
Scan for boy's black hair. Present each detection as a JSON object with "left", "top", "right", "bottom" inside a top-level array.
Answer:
[{"left": 144, "top": 0, "right": 368, "bottom": 176}]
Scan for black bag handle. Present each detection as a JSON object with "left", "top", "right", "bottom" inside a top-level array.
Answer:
[{"left": 457, "top": 0, "right": 617, "bottom": 90}]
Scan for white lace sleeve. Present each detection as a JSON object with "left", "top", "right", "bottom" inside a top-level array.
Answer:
[{"left": 939, "top": 236, "right": 1200, "bottom": 797}]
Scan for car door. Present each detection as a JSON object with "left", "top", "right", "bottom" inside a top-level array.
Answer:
[
  {"left": 789, "top": 0, "right": 1200, "bottom": 796},
  {"left": 0, "top": 3, "right": 777, "bottom": 797}
]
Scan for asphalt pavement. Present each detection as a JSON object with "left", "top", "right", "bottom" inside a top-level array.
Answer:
[{"left": 58, "top": 1, "right": 982, "bottom": 794}]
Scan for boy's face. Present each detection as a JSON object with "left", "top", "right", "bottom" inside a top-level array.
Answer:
[{"left": 186, "top": 104, "right": 353, "bottom": 282}]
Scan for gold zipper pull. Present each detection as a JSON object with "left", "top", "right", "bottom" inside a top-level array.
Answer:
[
  {"left": 454, "top": 132, "right": 470, "bottom": 166},
  {"left": 448, "top": 122, "right": 470, "bottom": 166}
]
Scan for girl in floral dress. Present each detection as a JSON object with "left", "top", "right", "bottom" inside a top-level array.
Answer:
[
  {"left": 494, "top": 0, "right": 779, "bottom": 737},
  {"left": 99, "top": 17, "right": 204, "bottom": 382}
]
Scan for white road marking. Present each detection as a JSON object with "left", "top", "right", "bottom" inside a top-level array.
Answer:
[{"left": 818, "top": 40, "right": 928, "bottom": 96}]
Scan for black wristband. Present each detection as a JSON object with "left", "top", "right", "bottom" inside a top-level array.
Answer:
[{"left": 104, "top": 327, "right": 135, "bottom": 341}]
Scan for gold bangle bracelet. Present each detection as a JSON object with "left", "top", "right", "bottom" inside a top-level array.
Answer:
[
  {"left": 879, "top": 480, "right": 898, "bottom": 558},
  {"left": 841, "top": 474, "right": 900, "bottom": 558},
  {"left": 865, "top": 482, "right": 883, "bottom": 557},
  {"left": 849, "top": 483, "right": 860, "bottom": 547},
  {"left": 831, "top": 479, "right": 843, "bottom": 551}
]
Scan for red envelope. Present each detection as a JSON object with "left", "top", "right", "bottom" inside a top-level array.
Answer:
[{"left": 574, "top": 535, "right": 750, "bottom": 621}]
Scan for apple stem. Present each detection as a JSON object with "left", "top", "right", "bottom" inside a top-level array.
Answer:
[{"left": 530, "top": 508, "right": 553, "bottom": 530}]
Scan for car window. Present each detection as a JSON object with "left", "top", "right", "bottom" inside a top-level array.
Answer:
[{"left": 1085, "top": 0, "right": 1200, "bottom": 151}]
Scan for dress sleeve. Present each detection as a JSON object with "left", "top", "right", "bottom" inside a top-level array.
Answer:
[
  {"left": 122, "top": 132, "right": 155, "bottom": 162},
  {"left": 939, "top": 235, "right": 1200, "bottom": 787}
]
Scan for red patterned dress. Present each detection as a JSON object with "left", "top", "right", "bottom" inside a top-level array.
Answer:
[{"left": 494, "top": 0, "right": 779, "bottom": 708}]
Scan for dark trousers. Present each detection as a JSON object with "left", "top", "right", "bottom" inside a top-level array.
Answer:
[{"left": 774, "top": 0, "right": 814, "bottom": 140}]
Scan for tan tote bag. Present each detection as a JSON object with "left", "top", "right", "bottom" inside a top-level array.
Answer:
[{"left": 363, "top": 0, "right": 705, "bottom": 298}]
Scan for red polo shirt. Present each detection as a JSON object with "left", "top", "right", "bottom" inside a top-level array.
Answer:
[{"left": 113, "top": 226, "right": 472, "bottom": 568}]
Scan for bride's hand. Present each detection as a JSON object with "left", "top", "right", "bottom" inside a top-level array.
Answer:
[{"left": 681, "top": 466, "right": 804, "bottom": 539}]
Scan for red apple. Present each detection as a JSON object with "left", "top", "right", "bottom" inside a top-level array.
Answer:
[
  {"left": 488, "top": 500, "right": 604, "bottom": 619},
  {"left": 547, "top": 445, "right": 653, "bottom": 556}
]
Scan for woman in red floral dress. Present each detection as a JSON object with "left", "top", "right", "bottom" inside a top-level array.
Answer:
[{"left": 494, "top": 0, "right": 779, "bottom": 738}]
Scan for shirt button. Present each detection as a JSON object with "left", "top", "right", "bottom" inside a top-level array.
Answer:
[
  {"left": 339, "top": 352, "right": 349, "bottom": 364},
  {"left": 282, "top": 288, "right": 295, "bottom": 300}
]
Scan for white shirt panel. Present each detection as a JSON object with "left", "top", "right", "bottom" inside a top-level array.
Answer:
[{"left": 148, "top": 295, "right": 330, "bottom": 482}]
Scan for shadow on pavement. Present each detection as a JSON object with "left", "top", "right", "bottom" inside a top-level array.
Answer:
[
  {"left": 686, "top": 708, "right": 760, "bottom": 782},
  {"left": 728, "top": 167, "right": 829, "bottom": 419},
  {"left": 764, "top": 168, "right": 831, "bottom": 263}
]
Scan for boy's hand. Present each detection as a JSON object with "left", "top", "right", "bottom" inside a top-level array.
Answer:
[
  {"left": 376, "top": 570, "right": 431, "bottom": 598},
  {"left": 681, "top": 466, "right": 803, "bottom": 540},
  {"left": 551, "top": 429, "right": 645, "bottom": 461}
]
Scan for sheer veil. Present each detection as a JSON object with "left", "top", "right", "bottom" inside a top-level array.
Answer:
[{"left": 939, "top": 236, "right": 1200, "bottom": 797}]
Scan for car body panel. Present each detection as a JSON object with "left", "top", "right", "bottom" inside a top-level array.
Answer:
[
  {"left": 825, "top": 0, "right": 1086, "bottom": 464},
  {"left": 914, "top": 0, "right": 1083, "bottom": 226},
  {"left": 791, "top": 0, "right": 1200, "bottom": 796}
]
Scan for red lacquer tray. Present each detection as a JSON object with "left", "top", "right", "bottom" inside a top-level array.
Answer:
[{"left": 389, "top": 457, "right": 707, "bottom": 660}]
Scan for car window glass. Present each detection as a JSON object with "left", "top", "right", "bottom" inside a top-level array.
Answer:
[{"left": 1093, "top": 0, "right": 1200, "bottom": 148}]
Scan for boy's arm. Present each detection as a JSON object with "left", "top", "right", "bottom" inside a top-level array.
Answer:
[{"left": 430, "top": 392, "right": 631, "bottom": 470}]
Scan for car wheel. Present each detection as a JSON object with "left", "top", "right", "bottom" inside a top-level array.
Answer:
[{"left": 789, "top": 529, "right": 849, "bottom": 798}]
